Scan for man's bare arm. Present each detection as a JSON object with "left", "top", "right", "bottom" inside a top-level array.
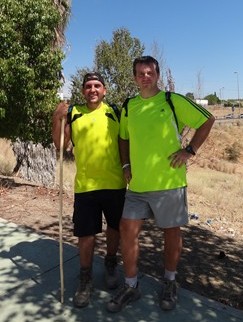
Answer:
[
  {"left": 189, "top": 115, "right": 215, "bottom": 153},
  {"left": 170, "top": 115, "right": 215, "bottom": 168},
  {"left": 119, "top": 137, "right": 131, "bottom": 183}
]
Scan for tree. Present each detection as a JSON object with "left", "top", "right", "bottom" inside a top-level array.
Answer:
[
  {"left": 150, "top": 41, "right": 166, "bottom": 90},
  {"left": 95, "top": 28, "right": 145, "bottom": 105},
  {"left": 204, "top": 92, "right": 220, "bottom": 105},
  {"left": 70, "top": 28, "right": 145, "bottom": 106},
  {"left": 196, "top": 69, "right": 203, "bottom": 99},
  {"left": 166, "top": 68, "right": 175, "bottom": 92},
  {"left": 0, "top": 0, "right": 71, "bottom": 185},
  {"left": 186, "top": 92, "right": 194, "bottom": 100},
  {"left": 70, "top": 67, "right": 92, "bottom": 105}
]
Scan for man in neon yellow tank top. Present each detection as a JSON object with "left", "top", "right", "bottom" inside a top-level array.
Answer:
[
  {"left": 106, "top": 56, "right": 215, "bottom": 312},
  {"left": 52, "top": 72, "right": 126, "bottom": 308}
]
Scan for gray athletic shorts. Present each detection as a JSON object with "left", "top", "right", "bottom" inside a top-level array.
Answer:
[{"left": 122, "top": 187, "right": 188, "bottom": 228}]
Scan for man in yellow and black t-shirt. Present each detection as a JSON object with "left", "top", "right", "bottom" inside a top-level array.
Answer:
[
  {"left": 52, "top": 73, "right": 126, "bottom": 308},
  {"left": 106, "top": 56, "right": 215, "bottom": 313}
]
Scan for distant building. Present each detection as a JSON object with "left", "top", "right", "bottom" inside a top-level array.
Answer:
[{"left": 195, "top": 99, "right": 208, "bottom": 107}]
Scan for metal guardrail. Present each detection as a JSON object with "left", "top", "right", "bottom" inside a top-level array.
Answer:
[{"left": 215, "top": 115, "right": 243, "bottom": 123}]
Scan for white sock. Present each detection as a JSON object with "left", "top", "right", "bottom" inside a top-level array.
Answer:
[
  {"left": 164, "top": 269, "right": 176, "bottom": 281},
  {"left": 125, "top": 276, "right": 138, "bottom": 288}
]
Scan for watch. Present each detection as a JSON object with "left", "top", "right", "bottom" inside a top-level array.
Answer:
[{"left": 185, "top": 145, "right": 196, "bottom": 155}]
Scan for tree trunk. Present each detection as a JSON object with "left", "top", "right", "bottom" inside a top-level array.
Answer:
[{"left": 12, "top": 139, "right": 56, "bottom": 187}]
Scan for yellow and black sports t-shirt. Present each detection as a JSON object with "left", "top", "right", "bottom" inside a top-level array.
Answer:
[
  {"left": 70, "top": 102, "right": 126, "bottom": 193},
  {"left": 119, "top": 91, "right": 212, "bottom": 192}
]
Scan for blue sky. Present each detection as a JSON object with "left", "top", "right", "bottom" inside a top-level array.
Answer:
[{"left": 62, "top": 0, "right": 243, "bottom": 100}]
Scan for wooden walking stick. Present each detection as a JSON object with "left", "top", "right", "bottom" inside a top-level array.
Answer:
[{"left": 59, "top": 117, "right": 65, "bottom": 303}]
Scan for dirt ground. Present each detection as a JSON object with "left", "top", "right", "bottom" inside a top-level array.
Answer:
[{"left": 0, "top": 174, "right": 243, "bottom": 311}]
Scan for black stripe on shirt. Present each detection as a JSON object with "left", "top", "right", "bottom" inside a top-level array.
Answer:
[{"left": 174, "top": 93, "right": 212, "bottom": 119}]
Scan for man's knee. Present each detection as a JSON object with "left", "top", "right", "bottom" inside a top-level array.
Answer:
[{"left": 119, "top": 218, "right": 141, "bottom": 239}]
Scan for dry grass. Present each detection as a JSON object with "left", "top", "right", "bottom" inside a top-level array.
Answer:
[
  {"left": 187, "top": 167, "right": 243, "bottom": 223},
  {"left": 186, "top": 109, "right": 243, "bottom": 226}
]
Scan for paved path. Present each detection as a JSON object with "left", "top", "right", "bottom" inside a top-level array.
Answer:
[{"left": 0, "top": 218, "right": 242, "bottom": 322}]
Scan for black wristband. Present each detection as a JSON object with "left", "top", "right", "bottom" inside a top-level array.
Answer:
[{"left": 185, "top": 145, "right": 196, "bottom": 155}]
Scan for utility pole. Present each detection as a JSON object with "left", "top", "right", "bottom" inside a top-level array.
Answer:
[
  {"left": 219, "top": 87, "right": 224, "bottom": 107},
  {"left": 234, "top": 72, "right": 240, "bottom": 115}
]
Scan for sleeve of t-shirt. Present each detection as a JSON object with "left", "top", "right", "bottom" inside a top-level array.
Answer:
[{"left": 172, "top": 93, "right": 213, "bottom": 129}]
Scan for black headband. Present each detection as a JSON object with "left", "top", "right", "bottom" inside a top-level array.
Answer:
[{"left": 82, "top": 72, "right": 105, "bottom": 87}]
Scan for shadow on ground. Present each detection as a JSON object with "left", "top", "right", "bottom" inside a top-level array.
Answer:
[
  {"left": 1, "top": 220, "right": 243, "bottom": 322},
  {"left": 137, "top": 220, "right": 243, "bottom": 310},
  {"left": 95, "top": 219, "right": 243, "bottom": 310},
  {"left": 0, "top": 176, "right": 38, "bottom": 189},
  {"left": 7, "top": 215, "right": 243, "bottom": 311}
]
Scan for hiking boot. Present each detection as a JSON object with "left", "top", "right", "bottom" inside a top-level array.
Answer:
[
  {"left": 160, "top": 278, "right": 178, "bottom": 311},
  {"left": 104, "top": 255, "right": 119, "bottom": 289},
  {"left": 106, "top": 283, "right": 141, "bottom": 313},
  {"left": 73, "top": 268, "right": 92, "bottom": 308}
]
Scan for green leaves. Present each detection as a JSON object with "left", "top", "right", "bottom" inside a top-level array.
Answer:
[
  {"left": 71, "top": 28, "right": 145, "bottom": 106},
  {"left": 95, "top": 28, "right": 144, "bottom": 105},
  {"left": 0, "top": 0, "right": 69, "bottom": 145}
]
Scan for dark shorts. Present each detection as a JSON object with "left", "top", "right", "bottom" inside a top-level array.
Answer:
[{"left": 73, "top": 189, "right": 126, "bottom": 237}]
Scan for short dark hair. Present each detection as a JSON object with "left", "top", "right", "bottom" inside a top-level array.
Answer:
[
  {"left": 82, "top": 72, "right": 105, "bottom": 87},
  {"left": 133, "top": 56, "right": 160, "bottom": 76}
]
